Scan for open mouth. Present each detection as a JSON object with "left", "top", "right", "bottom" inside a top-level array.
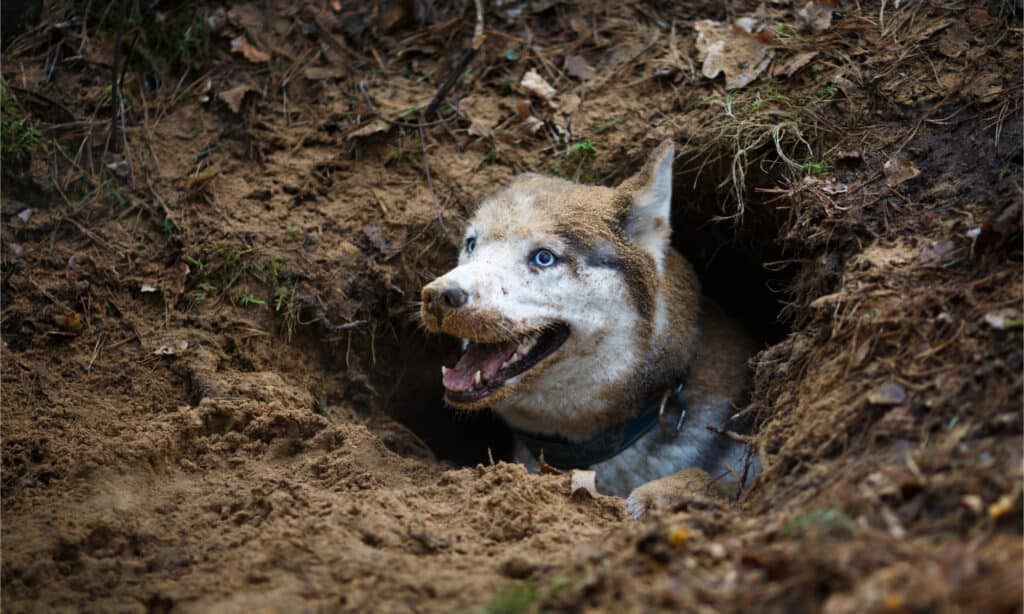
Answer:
[{"left": 442, "top": 323, "right": 571, "bottom": 405}]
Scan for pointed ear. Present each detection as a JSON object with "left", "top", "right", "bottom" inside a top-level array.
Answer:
[{"left": 618, "top": 140, "right": 675, "bottom": 271}]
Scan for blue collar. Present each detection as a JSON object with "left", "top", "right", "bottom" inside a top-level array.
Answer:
[{"left": 511, "top": 376, "right": 689, "bottom": 470}]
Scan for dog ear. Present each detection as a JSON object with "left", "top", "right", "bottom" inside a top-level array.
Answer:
[{"left": 618, "top": 140, "right": 675, "bottom": 271}]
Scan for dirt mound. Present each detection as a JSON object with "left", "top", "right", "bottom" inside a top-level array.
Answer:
[{"left": 2, "top": 0, "right": 1021, "bottom": 612}]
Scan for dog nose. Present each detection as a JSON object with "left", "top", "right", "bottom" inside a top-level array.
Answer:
[{"left": 422, "top": 280, "right": 468, "bottom": 320}]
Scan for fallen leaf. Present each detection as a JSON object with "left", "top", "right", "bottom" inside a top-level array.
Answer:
[
  {"left": 558, "top": 93, "right": 581, "bottom": 116},
  {"left": 564, "top": 54, "right": 596, "bottom": 81},
  {"left": 154, "top": 340, "right": 189, "bottom": 356},
  {"left": 917, "top": 239, "right": 955, "bottom": 265},
  {"left": 218, "top": 84, "right": 257, "bottom": 114},
  {"left": 570, "top": 469, "right": 598, "bottom": 498},
  {"left": 230, "top": 35, "right": 270, "bottom": 64},
  {"left": 798, "top": 1, "right": 833, "bottom": 33},
  {"left": 883, "top": 156, "right": 920, "bottom": 188},
  {"left": 694, "top": 20, "right": 775, "bottom": 90},
  {"left": 520, "top": 68, "right": 556, "bottom": 103},
  {"left": 521, "top": 116, "right": 545, "bottom": 135},
  {"left": 773, "top": 50, "right": 817, "bottom": 78},
  {"left": 16, "top": 208, "right": 33, "bottom": 223},
  {"left": 937, "top": 21, "right": 972, "bottom": 58},
  {"left": 867, "top": 382, "right": 907, "bottom": 406},
  {"left": 459, "top": 96, "right": 502, "bottom": 138},
  {"left": 347, "top": 119, "right": 391, "bottom": 140}
]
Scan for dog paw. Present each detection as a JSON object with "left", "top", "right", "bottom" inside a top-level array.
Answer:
[
  {"left": 625, "top": 468, "right": 728, "bottom": 519},
  {"left": 625, "top": 493, "right": 648, "bottom": 519}
]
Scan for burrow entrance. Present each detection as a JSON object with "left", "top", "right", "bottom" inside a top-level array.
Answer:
[{"left": 373, "top": 151, "right": 796, "bottom": 467}]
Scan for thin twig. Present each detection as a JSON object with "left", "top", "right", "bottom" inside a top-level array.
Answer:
[
  {"left": 706, "top": 423, "right": 757, "bottom": 445},
  {"left": 418, "top": 119, "right": 445, "bottom": 230},
  {"left": 423, "top": 0, "right": 486, "bottom": 118},
  {"left": 109, "top": 0, "right": 128, "bottom": 150}
]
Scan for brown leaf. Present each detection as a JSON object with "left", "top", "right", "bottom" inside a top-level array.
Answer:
[
  {"left": 917, "top": 239, "right": 955, "bottom": 265},
  {"left": 773, "top": 50, "right": 817, "bottom": 78},
  {"left": 520, "top": 69, "right": 556, "bottom": 102},
  {"left": 883, "top": 156, "right": 920, "bottom": 188},
  {"left": 937, "top": 21, "right": 972, "bottom": 58},
  {"left": 695, "top": 20, "right": 774, "bottom": 90},
  {"left": 797, "top": 1, "right": 833, "bottom": 33},
  {"left": 230, "top": 35, "right": 270, "bottom": 64},
  {"left": 347, "top": 119, "right": 390, "bottom": 140},
  {"left": 564, "top": 54, "right": 596, "bottom": 81},
  {"left": 218, "top": 84, "right": 257, "bottom": 114}
]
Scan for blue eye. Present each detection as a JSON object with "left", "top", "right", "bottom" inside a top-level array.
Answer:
[
  {"left": 465, "top": 237, "right": 476, "bottom": 253},
  {"left": 531, "top": 249, "right": 558, "bottom": 268}
]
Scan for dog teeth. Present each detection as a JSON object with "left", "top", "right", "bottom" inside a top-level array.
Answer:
[
  {"left": 473, "top": 370, "right": 482, "bottom": 386},
  {"left": 441, "top": 366, "right": 449, "bottom": 376},
  {"left": 518, "top": 337, "right": 536, "bottom": 355}
]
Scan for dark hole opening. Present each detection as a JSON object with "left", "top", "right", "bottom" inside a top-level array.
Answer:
[{"left": 378, "top": 156, "right": 794, "bottom": 467}]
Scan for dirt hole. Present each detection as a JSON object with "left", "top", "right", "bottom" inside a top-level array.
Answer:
[{"left": 370, "top": 151, "right": 795, "bottom": 468}]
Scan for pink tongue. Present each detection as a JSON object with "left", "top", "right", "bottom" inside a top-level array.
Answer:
[{"left": 443, "top": 341, "right": 519, "bottom": 392}]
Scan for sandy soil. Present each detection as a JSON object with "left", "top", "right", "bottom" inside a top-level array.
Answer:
[{"left": 2, "top": 1, "right": 1022, "bottom": 612}]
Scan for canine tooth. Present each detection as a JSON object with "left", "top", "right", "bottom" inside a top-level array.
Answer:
[
  {"left": 441, "top": 366, "right": 449, "bottom": 376},
  {"left": 473, "top": 370, "right": 482, "bottom": 386}
]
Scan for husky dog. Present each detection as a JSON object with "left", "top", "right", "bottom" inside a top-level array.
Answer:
[{"left": 420, "top": 141, "right": 756, "bottom": 517}]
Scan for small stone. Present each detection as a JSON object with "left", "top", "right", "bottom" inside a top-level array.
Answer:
[{"left": 867, "top": 382, "right": 907, "bottom": 406}]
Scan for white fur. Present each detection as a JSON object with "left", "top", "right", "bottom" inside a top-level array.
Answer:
[{"left": 441, "top": 223, "right": 644, "bottom": 440}]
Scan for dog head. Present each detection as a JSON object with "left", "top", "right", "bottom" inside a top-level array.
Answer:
[{"left": 421, "top": 141, "right": 676, "bottom": 412}]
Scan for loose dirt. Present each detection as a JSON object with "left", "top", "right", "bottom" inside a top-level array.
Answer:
[{"left": 2, "top": 1, "right": 1022, "bottom": 612}]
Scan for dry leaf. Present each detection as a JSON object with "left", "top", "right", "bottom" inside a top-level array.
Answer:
[
  {"left": 564, "top": 54, "right": 596, "bottom": 81},
  {"left": 570, "top": 469, "right": 599, "bottom": 498},
  {"left": 218, "top": 84, "right": 257, "bottom": 114},
  {"left": 917, "top": 239, "right": 955, "bottom": 265},
  {"left": 558, "top": 93, "right": 581, "bottom": 116},
  {"left": 459, "top": 96, "right": 502, "bottom": 138},
  {"left": 774, "top": 50, "right": 817, "bottom": 78},
  {"left": 798, "top": 1, "right": 833, "bottom": 33},
  {"left": 695, "top": 20, "right": 775, "bottom": 90},
  {"left": 521, "top": 116, "right": 545, "bottom": 135},
  {"left": 230, "top": 35, "right": 270, "bottom": 64},
  {"left": 520, "top": 69, "right": 556, "bottom": 102},
  {"left": 937, "top": 22, "right": 972, "bottom": 58},
  {"left": 883, "top": 156, "right": 920, "bottom": 187},
  {"left": 347, "top": 119, "right": 391, "bottom": 140}
]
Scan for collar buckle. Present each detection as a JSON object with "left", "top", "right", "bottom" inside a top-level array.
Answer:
[{"left": 657, "top": 383, "right": 687, "bottom": 438}]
